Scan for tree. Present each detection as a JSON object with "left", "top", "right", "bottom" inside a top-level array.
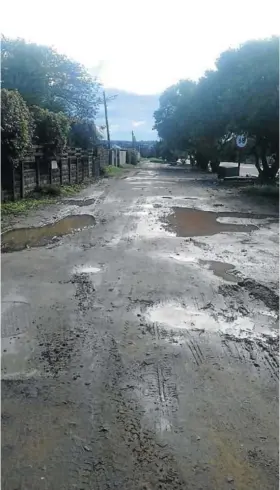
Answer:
[
  {"left": 69, "top": 120, "right": 101, "bottom": 149},
  {"left": 215, "top": 37, "right": 279, "bottom": 180},
  {"left": 153, "top": 37, "right": 279, "bottom": 180},
  {"left": 31, "top": 106, "right": 70, "bottom": 154},
  {"left": 154, "top": 80, "right": 196, "bottom": 151},
  {"left": 1, "top": 37, "right": 101, "bottom": 120},
  {"left": 1, "top": 89, "right": 34, "bottom": 161}
]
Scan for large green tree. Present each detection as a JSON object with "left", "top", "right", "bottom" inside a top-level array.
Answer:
[
  {"left": 1, "top": 89, "right": 34, "bottom": 160},
  {"left": 154, "top": 80, "right": 196, "bottom": 151},
  {"left": 215, "top": 37, "right": 279, "bottom": 179},
  {"left": 1, "top": 37, "right": 101, "bottom": 120},
  {"left": 154, "top": 37, "right": 279, "bottom": 179}
]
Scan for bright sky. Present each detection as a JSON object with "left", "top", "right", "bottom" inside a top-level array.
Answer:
[{"left": 2, "top": 0, "right": 279, "bottom": 95}]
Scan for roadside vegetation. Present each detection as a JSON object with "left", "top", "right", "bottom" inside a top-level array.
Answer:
[
  {"left": 154, "top": 37, "right": 279, "bottom": 183},
  {"left": 1, "top": 184, "right": 87, "bottom": 216},
  {"left": 1, "top": 36, "right": 103, "bottom": 204},
  {"left": 102, "top": 164, "right": 136, "bottom": 178},
  {"left": 149, "top": 157, "right": 164, "bottom": 163},
  {"left": 1, "top": 37, "right": 101, "bottom": 159},
  {"left": 241, "top": 184, "right": 279, "bottom": 200}
]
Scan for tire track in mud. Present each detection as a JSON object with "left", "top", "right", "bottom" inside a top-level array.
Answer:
[
  {"left": 67, "top": 333, "right": 186, "bottom": 490},
  {"left": 64, "top": 240, "right": 187, "bottom": 488},
  {"left": 218, "top": 281, "right": 279, "bottom": 379}
]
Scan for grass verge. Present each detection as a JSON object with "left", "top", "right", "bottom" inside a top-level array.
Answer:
[
  {"left": 149, "top": 158, "right": 163, "bottom": 163},
  {"left": 102, "top": 164, "right": 136, "bottom": 178},
  {"left": 1, "top": 183, "right": 86, "bottom": 216},
  {"left": 241, "top": 184, "right": 279, "bottom": 200}
]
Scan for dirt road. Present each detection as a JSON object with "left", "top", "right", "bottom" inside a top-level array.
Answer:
[{"left": 2, "top": 163, "right": 279, "bottom": 489}]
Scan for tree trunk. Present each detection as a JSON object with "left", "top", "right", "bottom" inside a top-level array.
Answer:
[
  {"left": 260, "top": 143, "right": 272, "bottom": 181},
  {"left": 210, "top": 159, "right": 220, "bottom": 174},
  {"left": 254, "top": 141, "right": 278, "bottom": 182},
  {"left": 196, "top": 152, "right": 209, "bottom": 171},
  {"left": 271, "top": 149, "right": 279, "bottom": 178},
  {"left": 253, "top": 148, "right": 263, "bottom": 179}
]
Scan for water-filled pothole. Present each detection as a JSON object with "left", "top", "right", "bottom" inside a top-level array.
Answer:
[
  {"left": 2, "top": 214, "right": 96, "bottom": 253},
  {"left": 63, "top": 198, "right": 96, "bottom": 207},
  {"left": 199, "top": 259, "right": 238, "bottom": 283},
  {"left": 144, "top": 301, "right": 278, "bottom": 340},
  {"left": 164, "top": 208, "right": 275, "bottom": 237}
]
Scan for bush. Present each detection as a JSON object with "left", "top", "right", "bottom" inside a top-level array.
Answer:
[
  {"left": 69, "top": 120, "right": 100, "bottom": 149},
  {"left": 149, "top": 157, "right": 163, "bottom": 163},
  {"left": 1, "top": 89, "right": 34, "bottom": 160},
  {"left": 31, "top": 106, "right": 70, "bottom": 153},
  {"left": 33, "top": 184, "right": 61, "bottom": 196},
  {"left": 126, "top": 149, "right": 138, "bottom": 165}
]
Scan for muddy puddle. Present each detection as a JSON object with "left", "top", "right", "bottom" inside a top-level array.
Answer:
[
  {"left": 167, "top": 254, "right": 238, "bottom": 282},
  {"left": 63, "top": 198, "right": 96, "bottom": 207},
  {"left": 199, "top": 259, "right": 238, "bottom": 282},
  {"left": 144, "top": 301, "right": 278, "bottom": 341},
  {"left": 2, "top": 214, "right": 96, "bottom": 253},
  {"left": 164, "top": 207, "right": 276, "bottom": 237},
  {"left": 1, "top": 333, "right": 37, "bottom": 380}
]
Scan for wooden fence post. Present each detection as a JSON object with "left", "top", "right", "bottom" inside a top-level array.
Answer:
[
  {"left": 59, "top": 158, "right": 63, "bottom": 185},
  {"left": 82, "top": 156, "right": 85, "bottom": 181},
  {"left": 12, "top": 164, "right": 16, "bottom": 201},
  {"left": 35, "top": 157, "right": 40, "bottom": 187},
  {"left": 20, "top": 161, "right": 25, "bottom": 198},
  {"left": 76, "top": 157, "right": 79, "bottom": 183},
  {"left": 68, "top": 156, "right": 71, "bottom": 184},
  {"left": 49, "top": 160, "right": 53, "bottom": 185}
]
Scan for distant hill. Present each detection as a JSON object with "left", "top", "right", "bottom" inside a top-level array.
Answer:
[{"left": 96, "top": 89, "right": 159, "bottom": 141}]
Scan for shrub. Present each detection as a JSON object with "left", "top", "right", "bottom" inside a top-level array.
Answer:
[
  {"left": 69, "top": 120, "right": 100, "bottom": 149},
  {"left": 149, "top": 157, "right": 163, "bottom": 163},
  {"left": 31, "top": 106, "right": 70, "bottom": 154},
  {"left": 1, "top": 89, "right": 34, "bottom": 161},
  {"left": 33, "top": 184, "right": 61, "bottom": 196},
  {"left": 126, "top": 149, "right": 138, "bottom": 165}
]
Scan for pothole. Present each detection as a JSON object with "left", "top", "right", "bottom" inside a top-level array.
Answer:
[
  {"left": 157, "top": 253, "right": 239, "bottom": 283},
  {"left": 63, "top": 198, "right": 96, "bottom": 207},
  {"left": 147, "top": 303, "right": 218, "bottom": 331},
  {"left": 73, "top": 266, "right": 101, "bottom": 274},
  {"left": 1, "top": 215, "right": 96, "bottom": 253},
  {"left": 199, "top": 259, "right": 238, "bottom": 283},
  {"left": 143, "top": 301, "right": 278, "bottom": 341},
  {"left": 163, "top": 207, "right": 276, "bottom": 237},
  {"left": 1, "top": 333, "right": 37, "bottom": 380}
]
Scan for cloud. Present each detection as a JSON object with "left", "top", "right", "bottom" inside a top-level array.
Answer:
[
  {"left": 2, "top": 0, "right": 279, "bottom": 94},
  {"left": 132, "top": 120, "right": 146, "bottom": 127},
  {"left": 110, "top": 124, "right": 120, "bottom": 133}
]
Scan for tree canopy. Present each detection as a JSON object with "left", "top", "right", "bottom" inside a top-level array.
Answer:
[
  {"left": 1, "top": 37, "right": 101, "bottom": 120},
  {"left": 1, "top": 37, "right": 103, "bottom": 161},
  {"left": 154, "top": 37, "right": 279, "bottom": 178},
  {"left": 1, "top": 89, "right": 34, "bottom": 161}
]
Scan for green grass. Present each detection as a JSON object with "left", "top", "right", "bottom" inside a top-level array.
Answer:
[
  {"left": 1, "top": 183, "right": 86, "bottom": 216},
  {"left": 241, "top": 184, "right": 279, "bottom": 199},
  {"left": 1, "top": 197, "right": 55, "bottom": 215},
  {"left": 60, "top": 183, "right": 86, "bottom": 196},
  {"left": 102, "top": 164, "right": 136, "bottom": 177},
  {"left": 149, "top": 158, "right": 163, "bottom": 163}
]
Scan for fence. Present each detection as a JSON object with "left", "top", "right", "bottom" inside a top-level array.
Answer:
[{"left": 1, "top": 146, "right": 110, "bottom": 202}]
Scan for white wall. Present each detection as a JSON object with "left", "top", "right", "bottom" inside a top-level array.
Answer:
[{"left": 120, "top": 150, "right": 126, "bottom": 166}]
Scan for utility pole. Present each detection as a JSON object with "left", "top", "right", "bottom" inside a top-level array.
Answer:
[{"left": 103, "top": 90, "right": 111, "bottom": 149}]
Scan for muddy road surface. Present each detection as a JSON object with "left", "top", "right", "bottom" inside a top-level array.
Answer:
[{"left": 2, "top": 163, "right": 279, "bottom": 489}]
